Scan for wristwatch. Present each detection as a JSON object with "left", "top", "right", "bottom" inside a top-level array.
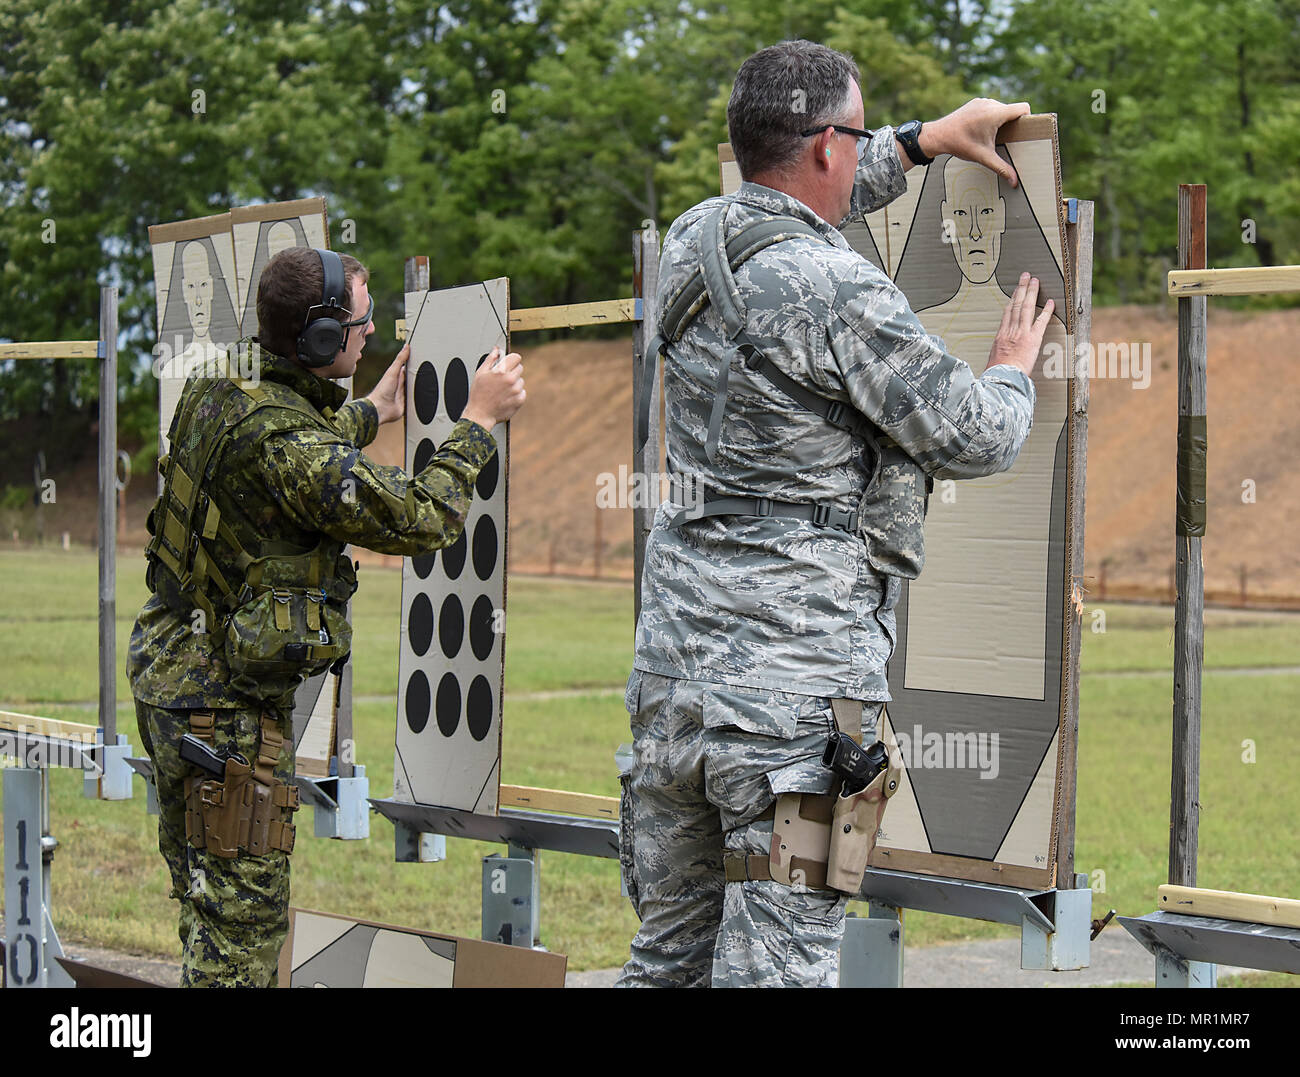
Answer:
[{"left": 895, "top": 120, "right": 933, "bottom": 167}]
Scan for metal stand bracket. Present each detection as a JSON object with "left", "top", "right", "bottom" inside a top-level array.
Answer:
[
  {"left": 482, "top": 844, "right": 541, "bottom": 949},
  {"left": 84, "top": 732, "right": 134, "bottom": 801},
  {"left": 298, "top": 767, "right": 371, "bottom": 840},
  {"left": 840, "top": 900, "right": 904, "bottom": 987},
  {"left": 3, "top": 767, "right": 74, "bottom": 988},
  {"left": 1021, "top": 873, "right": 1093, "bottom": 971},
  {"left": 394, "top": 821, "right": 446, "bottom": 863}
]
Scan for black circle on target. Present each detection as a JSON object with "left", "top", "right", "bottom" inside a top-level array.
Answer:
[
  {"left": 409, "top": 592, "right": 434, "bottom": 656},
  {"left": 413, "top": 551, "right": 437, "bottom": 579},
  {"left": 445, "top": 358, "right": 469, "bottom": 421},
  {"left": 472, "top": 516, "right": 498, "bottom": 580},
  {"left": 470, "top": 595, "right": 496, "bottom": 660},
  {"left": 405, "top": 671, "right": 430, "bottom": 734},
  {"left": 467, "top": 676, "right": 493, "bottom": 742},
  {"left": 436, "top": 672, "right": 461, "bottom": 737},
  {"left": 414, "top": 362, "right": 440, "bottom": 424},
  {"left": 412, "top": 438, "right": 435, "bottom": 474},
  {"left": 443, "top": 530, "right": 467, "bottom": 579},
  {"left": 476, "top": 452, "right": 499, "bottom": 499},
  {"left": 439, "top": 594, "right": 464, "bottom": 659}
]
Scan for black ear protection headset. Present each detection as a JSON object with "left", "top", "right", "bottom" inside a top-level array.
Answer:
[{"left": 296, "top": 248, "right": 349, "bottom": 368}]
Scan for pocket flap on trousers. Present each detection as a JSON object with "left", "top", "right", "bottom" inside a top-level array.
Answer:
[{"left": 702, "top": 685, "right": 803, "bottom": 740}]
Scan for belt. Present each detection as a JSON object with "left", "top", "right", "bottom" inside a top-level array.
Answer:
[{"left": 665, "top": 493, "right": 859, "bottom": 534}]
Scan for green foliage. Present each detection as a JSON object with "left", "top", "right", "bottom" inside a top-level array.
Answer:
[{"left": 3, "top": 0, "right": 1298, "bottom": 449}]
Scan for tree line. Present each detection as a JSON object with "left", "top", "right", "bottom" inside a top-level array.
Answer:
[{"left": 1, "top": 0, "right": 1296, "bottom": 451}]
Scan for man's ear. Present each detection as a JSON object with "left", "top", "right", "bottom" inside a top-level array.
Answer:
[{"left": 994, "top": 195, "right": 1006, "bottom": 234}]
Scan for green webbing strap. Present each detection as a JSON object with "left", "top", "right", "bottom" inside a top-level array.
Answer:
[
  {"left": 150, "top": 374, "right": 348, "bottom": 624},
  {"left": 1177, "top": 415, "right": 1207, "bottom": 537}
]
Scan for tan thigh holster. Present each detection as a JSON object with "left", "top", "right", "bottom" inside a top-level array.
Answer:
[
  {"left": 183, "top": 711, "right": 300, "bottom": 859},
  {"left": 724, "top": 699, "right": 899, "bottom": 894}
]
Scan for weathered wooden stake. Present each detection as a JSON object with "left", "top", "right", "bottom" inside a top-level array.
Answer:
[{"left": 1170, "top": 184, "right": 1207, "bottom": 887}]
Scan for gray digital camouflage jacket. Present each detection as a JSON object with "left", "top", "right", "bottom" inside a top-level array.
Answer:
[{"left": 632, "top": 126, "right": 1036, "bottom": 700}]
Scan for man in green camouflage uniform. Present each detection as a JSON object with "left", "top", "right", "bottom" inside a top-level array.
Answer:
[
  {"left": 129, "top": 247, "right": 526, "bottom": 987},
  {"left": 617, "top": 42, "right": 1056, "bottom": 987}
]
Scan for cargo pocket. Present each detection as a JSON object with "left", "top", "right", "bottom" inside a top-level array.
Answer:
[
  {"left": 702, "top": 685, "right": 827, "bottom": 824},
  {"left": 623, "top": 669, "right": 642, "bottom": 717}
]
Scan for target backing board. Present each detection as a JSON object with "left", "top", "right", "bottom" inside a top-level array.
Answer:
[
  {"left": 717, "top": 117, "right": 1084, "bottom": 889},
  {"left": 279, "top": 908, "right": 565, "bottom": 988},
  {"left": 148, "top": 212, "right": 239, "bottom": 460},
  {"left": 394, "top": 279, "right": 509, "bottom": 813}
]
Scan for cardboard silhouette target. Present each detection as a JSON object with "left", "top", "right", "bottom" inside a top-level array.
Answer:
[
  {"left": 280, "top": 908, "right": 566, "bottom": 988},
  {"left": 149, "top": 214, "right": 240, "bottom": 459},
  {"left": 720, "top": 115, "right": 1084, "bottom": 887}
]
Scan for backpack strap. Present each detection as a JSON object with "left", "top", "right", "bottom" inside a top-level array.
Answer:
[{"left": 635, "top": 212, "right": 828, "bottom": 455}]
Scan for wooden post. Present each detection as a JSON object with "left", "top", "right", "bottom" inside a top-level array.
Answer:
[
  {"left": 631, "top": 226, "right": 661, "bottom": 623},
  {"left": 1170, "top": 184, "right": 1207, "bottom": 888},
  {"left": 1054, "top": 200, "right": 1094, "bottom": 889},
  {"left": 98, "top": 287, "right": 118, "bottom": 745}
]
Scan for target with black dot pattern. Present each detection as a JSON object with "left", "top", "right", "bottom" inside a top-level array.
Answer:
[{"left": 394, "top": 278, "right": 509, "bottom": 814}]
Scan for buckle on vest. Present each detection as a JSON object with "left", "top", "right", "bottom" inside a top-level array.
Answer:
[
  {"left": 826, "top": 401, "right": 846, "bottom": 427},
  {"left": 813, "top": 504, "right": 858, "bottom": 532},
  {"left": 753, "top": 497, "right": 773, "bottom": 517},
  {"left": 741, "top": 346, "right": 763, "bottom": 371}
]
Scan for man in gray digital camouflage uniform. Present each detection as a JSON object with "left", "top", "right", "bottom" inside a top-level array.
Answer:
[{"left": 617, "top": 40, "right": 1055, "bottom": 988}]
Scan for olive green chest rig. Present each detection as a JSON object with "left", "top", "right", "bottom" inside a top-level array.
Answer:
[{"left": 146, "top": 373, "right": 357, "bottom": 701}]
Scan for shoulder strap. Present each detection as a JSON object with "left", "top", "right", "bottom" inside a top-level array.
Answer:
[
  {"left": 147, "top": 377, "right": 335, "bottom": 620},
  {"left": 636, "top": 210, "right": 828, "bottom": 455}
]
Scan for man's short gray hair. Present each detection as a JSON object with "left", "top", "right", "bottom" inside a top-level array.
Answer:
[{"left": 727, "top": 40, "right": 861, "bottom": 180}]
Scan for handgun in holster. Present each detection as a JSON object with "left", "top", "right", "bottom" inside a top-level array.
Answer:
[
  {"left": 181, "top": 714, "right": 299, "bottom": 860},
  {"left": 765, "top": 707, "right": 901, "bottom": 895}
]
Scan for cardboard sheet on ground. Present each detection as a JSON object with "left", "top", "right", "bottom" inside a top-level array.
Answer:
[
  {"left": 719, "top": 116, "right": 1081, "bottom": 887},
  {"left": 280, "top": 908, "right": 566, "bottom": 987},
  {"left": 393, "top": 280, "right": 510, "bottom": 813},
  {"left": 148, "top": 200, "right": 348, "bottom": 778}
]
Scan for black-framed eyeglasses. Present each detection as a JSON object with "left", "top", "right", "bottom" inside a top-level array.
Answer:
[
  {"left": 339, "top": 295, "right": 373, "bottom": 331},
  {"left": 800, "top": 124, "right": 873, "bottom": 161},
  {"left": 338, "top": 295, "right": 374, "bottom": 346}
]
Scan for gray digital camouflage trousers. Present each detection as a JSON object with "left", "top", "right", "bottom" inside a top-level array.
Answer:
[{"left": 615, "top": 669, "right": 882, "bottom": 988}]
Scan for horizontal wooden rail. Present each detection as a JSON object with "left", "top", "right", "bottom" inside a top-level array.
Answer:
[
  {"left": 510, "top": 298, "right": 641, "bottom": 333},
  {"left": 1168, "top": 265, "right": 1300, "bottom": 297},
  {"left": 1158, "top": 884, "right": 1300, "bottom": 929},
  {"left": 0, "top": 340, "right": 102, "bottom": 360},
  {"left": 498, "top": 783, "right": 619, "bottom": 819},
  {"left": 0, "top": 709, "right": 99, "bottom": 742}
]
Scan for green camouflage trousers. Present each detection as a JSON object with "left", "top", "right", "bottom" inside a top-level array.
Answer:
[
  {"left": 615, "top": 669, "right": 882, "bottom": 988},
  {"left": 135, "top": 699, "right": 295, "bottom": 988}
]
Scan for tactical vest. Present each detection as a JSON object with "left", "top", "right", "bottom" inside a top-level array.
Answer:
[
  {"left": 145, "top": 371, "right": 357, "bottom": 704},
  {"left": 636, "top": 206, "right": 933, "bottom": 573}
]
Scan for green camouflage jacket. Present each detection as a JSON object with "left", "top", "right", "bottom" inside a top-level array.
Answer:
[
  {"left": 128, "top": 344, "right": 498, "bottom": 710},
  {"left": 632, "top": 127, "right": 1036, "bottom": 700}
]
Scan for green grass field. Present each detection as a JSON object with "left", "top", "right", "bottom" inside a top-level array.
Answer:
[{"left": 1, "top": 547, "right": 1297, "bottom": 978}]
